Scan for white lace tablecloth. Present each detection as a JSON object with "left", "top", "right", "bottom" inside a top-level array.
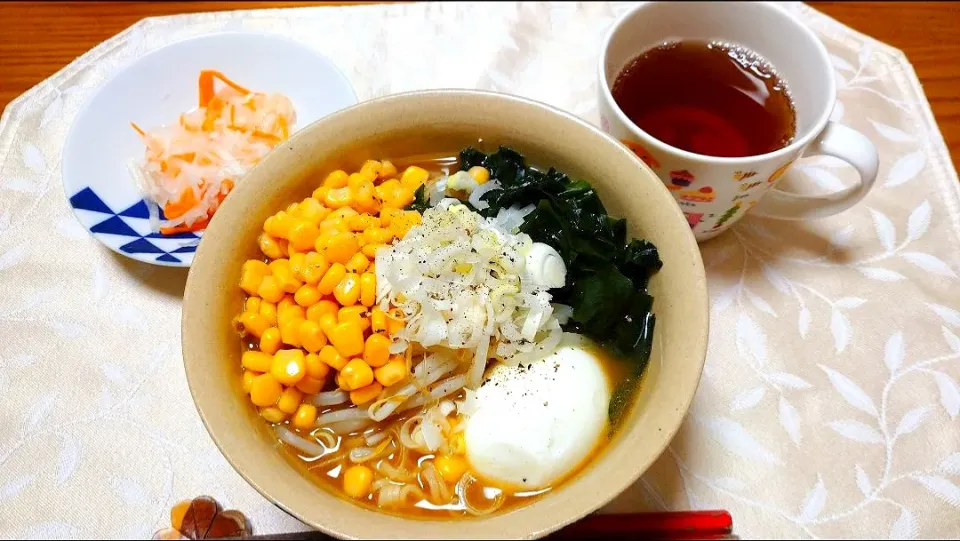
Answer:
[{"left": 1, "top": 2, "right": 958, "bottom": 539}]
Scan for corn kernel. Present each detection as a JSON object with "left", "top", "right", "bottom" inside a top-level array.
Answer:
[
  {"left": 370, "top": 307, "right": 387, "bottom": 333},
  {"left": 400, "top": 165, "right": 429, "bottom": 191},
  {"left": 312, "top": 185, "right": 329, "bottom": 202},
  {"left": 288, "top": 221, "right": 320, "bottom": 252},
  {"left": 333, "top": 273, "right": 361, "bottom": 306},
  {"left": 256, "top": 276, "right": 285, "bottom": 303},
  {"left": 305, "top": 352, "right": 330, "bottom": 380},
  {"left": 350, "top": 382, "right": 383, "bottom": 405},
  {"left": 434, "top": 455, "right": 468, "bottom": 483},
  {"left": 277, "top": 387, "right": 303, "bottom": 414},
  {"left": 347, "top": 214, "right": 379, "bottom": 232},
  {"left": 259, "top": 406, "right": 288, "bottom": 423},
  {"left": 324, "top": 187, "right": 353, "bottom": 209},
  {"left": 324, "top": 170, "right": 349, "bottom": 188},
  {"left": 244, "top": 296, "right": 262, "bottom": 314},
  {"left": 318, "top": 345, "right": 349, "bottom": 371},
  {"left": 314, "top": 231, "right": 335, "bottom": 252},
  {"left": 386, "top": 308, "right": 405, "bottom": 336},
  {"left": 240, "top": 260, "right": 270, "bottom": 296},
  {"left": 317, "top": 263, "right": 347, "bottom": 295},
  {"left": 359, "top": 273, "right": 376, "bottom": 307},
  {"left": 250, "top": 373, "right": 283, "bottom": 407},
  {"left": 340, "top": 358, "right": 374, "bottom": 391},
  {"left": 296, "top": 197, "right": 329, "bottom": 225},
  {"left": 307, "top": 300, "right": 339, "bottom": 323},
  {"left": 269, "top": 259, "right": 303, "bottom": 293},
  {"left": 299, "top": 320, "right": 328, "bottom": 353},
  {"left": 357, "top": 190, "right": 382, "bottom": 215},
  {"left": 328, "top": 320, "right": 365, "bottom": 358},
  {"left": 349, "top": 172, "right": 372, "bottom": 192},
  {"left": 260, "top": 301, "right": 278, "bottom": 326},
  {"left": 278, "top": 301, "right": 305, "bottom": 326},
  {"left": 258, "top": 233, "right": 286, "bottom": 260},
  {"left": 361, "top": 243, "right": 387, "bottom": 259},
  {"left": 294, "top": 284, "right": 322, "bottom": 307},
  {"left": 363, "top": 227, "right": 393, "bottom": 245},
  {"left": 289, "top": 252, "right": 307, "bottom": 278},
  {"left": 242, "top": 350, "right": 273, "bottom": 372},
  {"left": 345, "top": 252, "right": 370, "bottom": 274},
  {"left": 292, "top": 404, "right": 318, "bottom": 430},
  {"left": 375, "top": 179, "right": 400, "bottom": 202},
  {"left": 396, "top": 186, "right": 415, "bottom": 208},
  {"left": 295, "top": 375, "right": 324, "bottom": 395},
  {"left": 363, "top": 334, "right": 391, "bottom": 368},
  {"left": 242, "top": 370, "right": 260, "bottom": 394},
  {"left": 259, "top": 327, "right": 282, "bottom": 355},
  {"left": 468, "top": 166, "right": 490, "bottom": 184},
  {"left": 379, "top": 160, "right": 398, "bottom": 180},
  {"left": 240, "top": 312, "right": 271, "bottom": 338},
  {"left": 374, "top": 359, "right": 407, "bottom": 387},
  {"left": 301, "top": 252, "right": 330, "bottom": 285},
  {"left": 263, "top": 211, "right": 296, "bottom": 239},
  {"left": 318, "top": 313, "right": 338, "bottom": 336},
  {"left": 271, "top": 349, "right": 306, "bottom": 386},
  {"left": 360, "top": 160, "right": 382, "bottom": 179},
  {"left": 279, "top": 318, "right": 302, "bottom": 347},
  {"left": 343, "top": 465, "right": 373, "bottom": 499},
  {"left": 278, "top": 295, "right": 296, "bottom": 317},
  {"left": 325, "top": 232, "right": 360, "bottom": 265},
  {"left": 338, "top": 305, "right": 367, "bottom": 323},
  {"left": 319, "top": 218, "right": 348, "bottom": 234}
]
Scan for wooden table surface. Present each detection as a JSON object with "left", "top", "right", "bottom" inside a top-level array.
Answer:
[{"left": 1, "top": 1, "right": 958, "bottom": 169}]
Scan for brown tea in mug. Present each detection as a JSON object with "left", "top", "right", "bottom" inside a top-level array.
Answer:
[{"left": 611, "top": 40, "right": 796, "bottom": 158}]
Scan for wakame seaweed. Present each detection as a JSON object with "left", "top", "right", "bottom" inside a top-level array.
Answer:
[{"left": 455, "top": 147, "right": 662, "bottom": 396}]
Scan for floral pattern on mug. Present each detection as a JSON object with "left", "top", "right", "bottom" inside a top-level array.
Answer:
[
  {"left": 621, "top": 139, "right": 661, "bottom": 169},
  {"left": 711, "top": 202, "right": 743, "bottom": 231},
  {"left": 684, "top": 211, "right": 705, "bottom": 228},
  {"left": 768, "top": 159, "right": 794, "bottom": 183},
  {"left": 738, "top": 180, "right": 764, "bottom": 192},
  {"left": 678, "top": 185, "right": 716, "bottom": 203},
  {"left": 669, "top": 169, "right": 695, "bottom": 188}
]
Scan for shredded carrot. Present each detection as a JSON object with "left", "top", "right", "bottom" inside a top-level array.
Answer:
[
  {"left": 160, "top": 218, "right": 209, "bottom": 235},
  {"left": 198, "top": 70, "right": 250, "bottom": 107},
  {"left": 128, "top": 70, "right": 296, "bottom": 236}
]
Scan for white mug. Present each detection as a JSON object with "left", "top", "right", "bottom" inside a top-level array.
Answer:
[{"left": 597, "top": 1, "right": 879, "bottom": 242}]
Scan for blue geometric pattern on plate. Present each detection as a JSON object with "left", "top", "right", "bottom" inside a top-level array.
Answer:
[{"left": 68, "top": 187, "right": 200, "bottom": 265}]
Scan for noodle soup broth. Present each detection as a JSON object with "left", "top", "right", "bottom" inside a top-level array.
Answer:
[{"left": 234, "top": 147, "right": 658, "bottom": 519}]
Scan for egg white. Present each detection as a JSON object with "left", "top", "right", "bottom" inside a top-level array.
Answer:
[{"left": 462, "top": 345, "right": 610, "bottom": 490}]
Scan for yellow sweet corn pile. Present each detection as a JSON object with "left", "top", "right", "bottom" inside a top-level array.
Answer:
[{"left": 234, "top": 160, "right": 431, "bottom": 426}]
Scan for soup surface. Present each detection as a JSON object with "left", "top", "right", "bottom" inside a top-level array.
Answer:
[{"left": 233, "top": 147, "right": 660, "bottom": 518}]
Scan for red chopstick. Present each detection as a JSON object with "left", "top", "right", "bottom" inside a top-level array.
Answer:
[
  {"left": 549, "top": 510, "right": 735, "bottom": 540},
  {"left": 242, "top": 510, "right": 735, "bottom": 540}
]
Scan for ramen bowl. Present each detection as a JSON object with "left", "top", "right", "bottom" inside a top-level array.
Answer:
[{"left": 182, "top": 90, "right": 708, "bottom": 539}]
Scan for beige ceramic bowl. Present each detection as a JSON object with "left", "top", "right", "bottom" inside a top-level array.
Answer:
[{"left": 182, "top": 90, "right": 708, "bottom": 540}]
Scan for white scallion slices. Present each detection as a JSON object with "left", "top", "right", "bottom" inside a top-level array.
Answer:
[{"left": 375, "top": 199, "right": 565, "bottom": 389}]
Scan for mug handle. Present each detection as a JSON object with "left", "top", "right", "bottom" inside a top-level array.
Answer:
[{"left": 751, "top": 122, "right": 879, "bottom": 220}]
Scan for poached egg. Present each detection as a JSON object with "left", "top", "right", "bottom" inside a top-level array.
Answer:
[{"left": 462, "top": 345, "right": 610, "bottom": 490}]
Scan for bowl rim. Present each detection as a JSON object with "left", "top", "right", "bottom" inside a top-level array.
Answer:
[
  {"left": 60, "top": 30, "right": 358, "bottom": 268},
  {"left": 183, "top": 89, "right": 708, "bottom": 539}
]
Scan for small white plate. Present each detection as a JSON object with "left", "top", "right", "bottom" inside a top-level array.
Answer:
[{"left": 62, "top": 31, "right": 357, "bottom": 267}]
